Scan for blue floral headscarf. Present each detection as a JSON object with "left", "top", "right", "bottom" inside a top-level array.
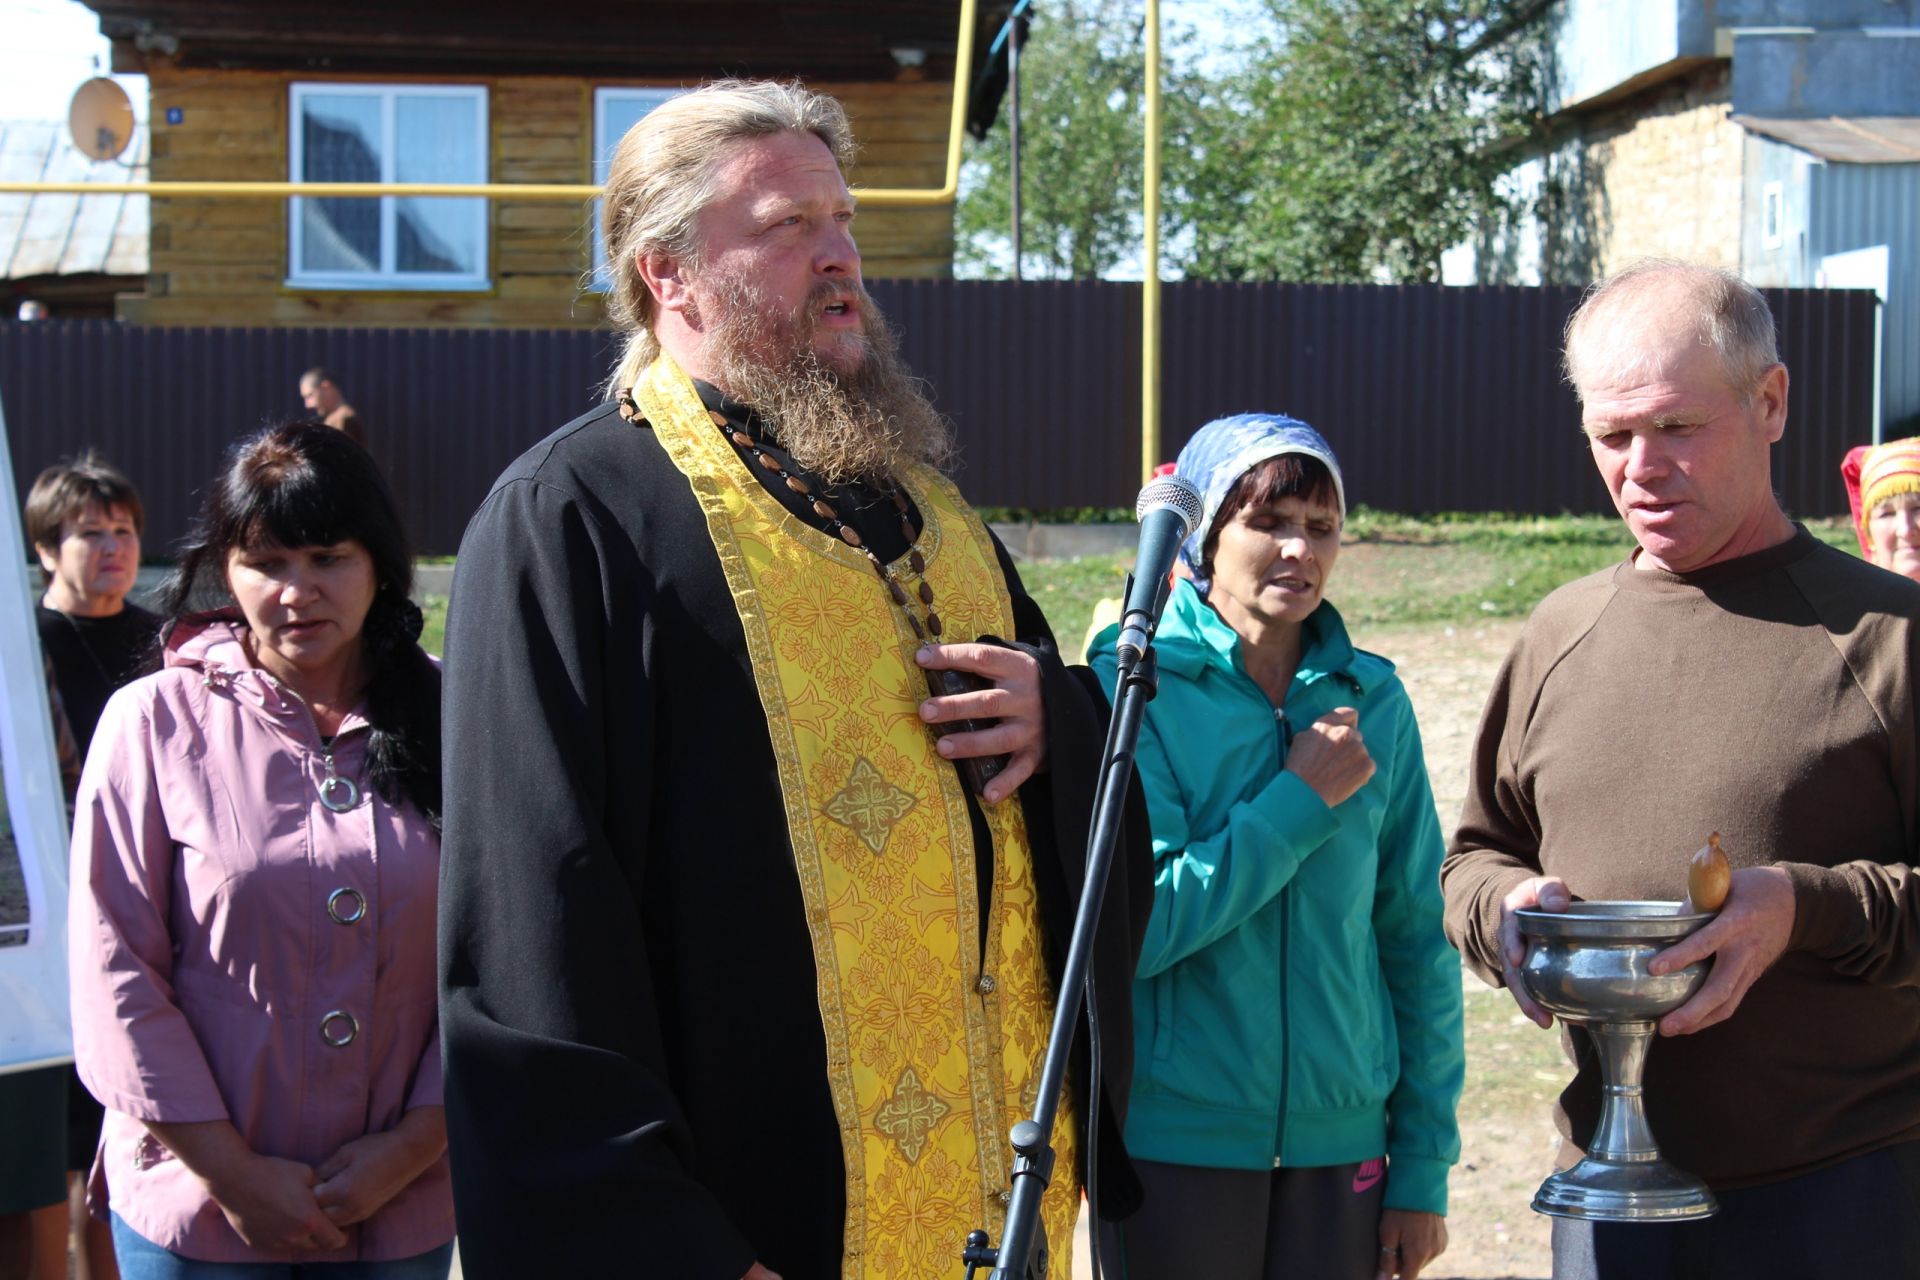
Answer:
[{"left": 1173, "top": 413, "right": 1347, "bottom": 596}]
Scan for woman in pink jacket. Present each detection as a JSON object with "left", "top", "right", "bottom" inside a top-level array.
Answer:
[{"left": 69, "top": 423, "right": 453, "bottom": 1278}]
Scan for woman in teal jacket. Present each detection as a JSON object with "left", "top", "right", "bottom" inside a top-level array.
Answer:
[{"left": 1090, "top": 416, "right": 1462, "bottom": 1280}]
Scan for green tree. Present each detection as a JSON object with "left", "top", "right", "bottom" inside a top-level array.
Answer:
[
  {"left": 957, "top": 0, "right": 1551, "bottom": 284},
  {"left": 1179, "top": 0, "right": 1552, "bottom": 282},
  {"left": 955, "top": 0, "right": 1148, "bottom": 279}
]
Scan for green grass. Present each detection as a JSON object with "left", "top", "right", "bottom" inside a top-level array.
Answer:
[
  {"left": 1013, "top": 513, "right": 1861, "bottom": 646},
  {"left": 1323, "top": 511, "right": 1637, "bottom": 629},
  {"left": 420, "top": 595, "right": 448, "bottom": 656},
  {"left": 1804, "top": 516, "right": 1864, "bottom": 554},
  {"left": 1458, "top": 983, "right": 1570, "bottom": 1122},
  {"left": 1020, "top": 555, "right": 1132, "bottom": 653},
  {"left": 413, "top": 514, "right": 1864, "bottom": 660},
  {"left": 1011, "top": 514, "right": 1637, "bottom": 647}
]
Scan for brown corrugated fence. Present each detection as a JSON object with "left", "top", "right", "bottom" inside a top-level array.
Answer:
[{"left": 0, "top": 282, "right": 1878, "bottom": 556}]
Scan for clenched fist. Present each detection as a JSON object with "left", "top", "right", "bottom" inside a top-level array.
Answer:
[{"left": 1285, "top": 707, "right": 1375, "bottom": 808}]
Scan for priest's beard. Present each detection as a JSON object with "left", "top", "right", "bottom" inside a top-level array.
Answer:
[{"left": 696, "top": 274, "right": 954, "bottom": 484}]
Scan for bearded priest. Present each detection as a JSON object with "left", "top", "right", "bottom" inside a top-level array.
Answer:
[{"left": 437, "top": 79, "right": 1151, "bottom": 1280}]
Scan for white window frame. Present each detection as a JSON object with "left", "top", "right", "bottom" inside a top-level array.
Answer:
[
  {"left": 589, "top": 87, "right": 684, "bottom": 291},
  {"left": 1762, "top": 180, "right": 1785, "bottom": 250},
  {"left": 287, "top": 82, "right": 491, "bottom": 291}
]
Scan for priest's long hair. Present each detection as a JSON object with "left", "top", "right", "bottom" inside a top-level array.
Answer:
[{"left": 599, "top": 78, "right": 857, "bottom": 398}]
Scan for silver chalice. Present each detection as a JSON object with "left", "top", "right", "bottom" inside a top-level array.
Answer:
[{"left": 1515, "top": 901, "right": 1719, "bottom": 1222}]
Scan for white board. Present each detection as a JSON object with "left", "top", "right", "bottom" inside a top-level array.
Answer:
[
  {"left": 0, "top": 386, "right": 75, "bottom": 1073},
  {"left": 1818, "top": 245, "right": 1889, "bottom": 444}
]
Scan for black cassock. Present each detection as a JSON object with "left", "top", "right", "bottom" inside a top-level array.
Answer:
[{"left": 439, "top": 390, "right": 1151, "bottom": 1279}]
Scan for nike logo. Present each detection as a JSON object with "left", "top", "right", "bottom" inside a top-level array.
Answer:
[{"left": 1352, "top": 1157, "right": 1385, "bottom": 1194}]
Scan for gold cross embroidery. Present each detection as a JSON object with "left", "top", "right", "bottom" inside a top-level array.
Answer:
[
  {"left": 824, "top": 756, "right": 918, "bottom": 855},
  {"left": 874, "top": 1066, "right": 951, "bottom": 1164}
]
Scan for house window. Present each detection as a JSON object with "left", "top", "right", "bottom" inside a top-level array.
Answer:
[
  {"left": 288, "top": 83, "right": 489, "bottom": 289},
  {"left": 590, "top": 88, "right": 683, "bottom": 290},
  {"left": 1762, "top": 181, "right": 1785, "bottom": 250}
]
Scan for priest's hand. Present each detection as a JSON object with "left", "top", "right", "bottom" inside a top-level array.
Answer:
[
  {"left": 917, "top": 643, "right": 1045, "bottom": 804},
  {"left": 743, "top": 1265, "right": 783, "bottom": 1280}
]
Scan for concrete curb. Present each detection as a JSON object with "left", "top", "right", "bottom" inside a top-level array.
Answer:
[
  {"left": 414, "top": 564, "right": 455, "bottom": 600},
  {"left": 986, "top": 522, "right": 1134, "bottom": 562}
]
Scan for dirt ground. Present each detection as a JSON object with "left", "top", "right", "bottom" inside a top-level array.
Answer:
[{"left": 1376, "top": 619, "right": 1558, "bottom": 1280}]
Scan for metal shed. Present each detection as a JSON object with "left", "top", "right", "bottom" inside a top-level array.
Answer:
[{"left": 0, "top": 117, "right": 149, "bottom": 318}]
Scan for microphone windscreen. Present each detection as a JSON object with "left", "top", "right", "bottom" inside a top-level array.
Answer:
[{"left": 1134, "top": 473, "right": 1203, "bottom": 540}]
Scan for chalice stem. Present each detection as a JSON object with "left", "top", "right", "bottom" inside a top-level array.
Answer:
[{"left": 1588, "top": 1019, "right": 1660, "bottom": 1163}]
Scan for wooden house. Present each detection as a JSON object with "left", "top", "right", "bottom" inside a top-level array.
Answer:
[{"left": 80, "top": 1, "right": 996, "bottom": 327}]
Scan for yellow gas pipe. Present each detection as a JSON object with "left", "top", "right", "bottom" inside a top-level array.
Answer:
[{"left": 0, "top": 0, "right": 977, "bottom": 207}]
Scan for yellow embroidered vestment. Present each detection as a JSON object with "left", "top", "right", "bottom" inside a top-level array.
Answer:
[{"left": 635, "top": 356, "right": 1079, "bottom": 1277}]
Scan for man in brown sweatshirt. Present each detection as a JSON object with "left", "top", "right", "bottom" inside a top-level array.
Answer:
[{"left": 1443, "top": 260, "right": 1920, "bottom": 1280}]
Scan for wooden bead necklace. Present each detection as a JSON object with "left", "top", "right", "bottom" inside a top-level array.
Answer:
[
  {"left": 621, "top": 388, "right": 1009, "bottom": 796},
  {"left": 702, "top": 401, "right": 944, "bottom": 642}
]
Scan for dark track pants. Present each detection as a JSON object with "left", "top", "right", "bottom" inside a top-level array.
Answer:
[{"left": 1099, "top": 1156, "right": 1387, "bottom": 1280}]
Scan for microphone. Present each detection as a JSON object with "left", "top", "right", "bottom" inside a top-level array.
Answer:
[{"left": 1116, "top": 473, "right": 1204, "bottom": 665}]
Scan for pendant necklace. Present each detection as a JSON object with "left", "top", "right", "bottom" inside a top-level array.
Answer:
[
  {"left": 247, "top": 636, "right": 363, "bottom": 812},
  {"left": 316, "top": 742, "right": 360, "bottom": 814},
  {"left": 288, "top": 692, "right": 360, "bottom": 814}
]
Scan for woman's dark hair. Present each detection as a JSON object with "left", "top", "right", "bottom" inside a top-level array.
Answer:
[
  {"left": 25, "top": 451, "right": 146, "bottom": 583},
  {"left": 1201, "top": 453, "right": 1342, "bottom": 579},
  {"left": 162, "top": 423, "right": 441, "bottom": 826}
]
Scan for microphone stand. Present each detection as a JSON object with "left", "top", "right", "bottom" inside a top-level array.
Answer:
[{"left": 963, "top": 576, "right": 1164, "bottom": 1280}]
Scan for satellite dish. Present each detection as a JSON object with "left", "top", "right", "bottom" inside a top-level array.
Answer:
[{"left": 68, "top": 77, "right": 135, "bottom": 162}]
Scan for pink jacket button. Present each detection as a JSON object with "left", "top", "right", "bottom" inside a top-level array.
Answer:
[{"left": 319, "top": 1011, "right": 359, "bottom": 1047}]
